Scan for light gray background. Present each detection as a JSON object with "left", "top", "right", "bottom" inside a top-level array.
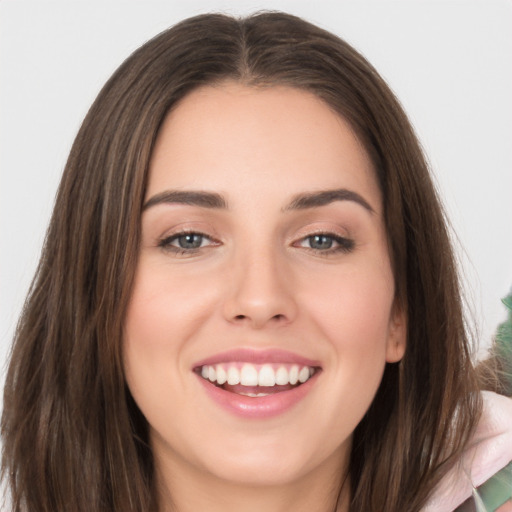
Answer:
[{"left": 1, "top": 1, "right": 512, "bottom": 393}]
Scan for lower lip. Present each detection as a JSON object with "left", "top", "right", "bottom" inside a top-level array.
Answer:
[{"left": 196, "top": 372, "right": 320, "bottom": 419}]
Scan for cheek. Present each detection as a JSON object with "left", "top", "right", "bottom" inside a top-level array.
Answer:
[
  {"left": 304, "top": 262, "right": 395, "bottom": 349},
  {"left": 299, "top": 259, "right": 395, "bottom": 403},
  {"left": 125, "top": 261, "right": 218, "bottom": 352},
  {"left": 122, "top": 261, "right": 220, "bottom": 407}
]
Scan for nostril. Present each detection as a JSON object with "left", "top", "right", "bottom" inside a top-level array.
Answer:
[{"left": 231, "top": 313, "right": 287, "bottom": 325}]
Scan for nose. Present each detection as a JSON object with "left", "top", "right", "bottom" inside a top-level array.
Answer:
[{"left": 222, "top": 247, "right": 298, "bottom": 329}]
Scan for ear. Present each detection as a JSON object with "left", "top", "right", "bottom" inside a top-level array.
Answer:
[{"left": 385, "top": 302, "right": 407, "bottom": 363}]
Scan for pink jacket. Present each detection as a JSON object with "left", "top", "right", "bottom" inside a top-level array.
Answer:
[{"left": 423, "top": 391, "right": 512, "bottom": 511}]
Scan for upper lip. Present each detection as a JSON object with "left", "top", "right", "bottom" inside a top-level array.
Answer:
[{"left": 192, "top": 348, "right": 322, "bottom": 369}]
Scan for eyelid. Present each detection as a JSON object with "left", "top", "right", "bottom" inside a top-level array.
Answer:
[
  {"left": 290, "top": 226, "right": 355, "bottom": 255},
  {"left": 154, "top": 223, "right": 354, "bottom": 256},
  {"left": 157, "top": 228, "right": 221, "bottom": 254},
  {"left": 155, "top": 220, "right": 221, "bottom": 244}
]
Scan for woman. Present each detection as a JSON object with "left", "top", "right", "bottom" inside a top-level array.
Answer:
[{"left": 1, "top": 12, "right": 510, "bottom": 512}]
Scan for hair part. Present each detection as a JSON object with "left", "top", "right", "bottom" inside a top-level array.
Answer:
[{"left": 2, "top": 12, "right": 482, "bottom": 512}]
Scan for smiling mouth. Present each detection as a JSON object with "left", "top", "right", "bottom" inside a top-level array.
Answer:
[{"left": 194, "top": 362, "right": 320, "bottom": 397}]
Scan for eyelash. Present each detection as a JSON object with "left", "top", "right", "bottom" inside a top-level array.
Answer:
[
  {"left": 157, "top": 230, "right": 355, "bottom": 256},
  {"left": 158, "top": 230, "right": 219, "bottom": 255},
  {"left": 296, "top": 233, "right": 355, "bottom": 255}
]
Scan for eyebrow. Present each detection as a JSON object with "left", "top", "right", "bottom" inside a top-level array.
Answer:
[
  {"left": 142, "top": 187, "right": 374, "bottom": 214},
  {"left": 142, "top": 190, "right": 228, "bottom": 211},
  {"left": 283, "top": 189, "right": 375, "bottom": 214}
]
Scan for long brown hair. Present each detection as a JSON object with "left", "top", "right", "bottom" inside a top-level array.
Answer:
[{"left": 2, "top": 12, "right": 482, "bottom": 511}]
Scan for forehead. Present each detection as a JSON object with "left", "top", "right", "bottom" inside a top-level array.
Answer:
[{"left": 148, "top": 82, "right": 381, "bottom": 212}]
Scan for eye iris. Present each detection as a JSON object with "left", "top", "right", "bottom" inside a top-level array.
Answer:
[
  {"left": 178, "top": 233, "right": 203, "bottom": 249},
  {"left": 309, "top": 234, "right": 333, "bottom": 250}
]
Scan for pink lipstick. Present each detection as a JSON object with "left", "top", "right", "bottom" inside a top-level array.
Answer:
[{"left": 193, "top": 349, "right": 322, "bottom": 419}]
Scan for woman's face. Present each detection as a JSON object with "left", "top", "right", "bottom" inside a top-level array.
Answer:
[{"left": 123, "top": 83, "right": 406, "bottom": 488}]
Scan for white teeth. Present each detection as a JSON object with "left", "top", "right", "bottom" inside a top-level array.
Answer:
[
  {"left": 240, "top": 364, "right": 259, "bottom": 386},
  {"left": 227, "top": 366, "right": 240, "bottom": 385},
  {"left": 289, "top": 365, "right": 299, "bottom": 385},
  {"left": 216, "top": 365, "right": 227, "bottom": 385},
  {"left": 258, "top": 364, "right": 276, "bottom": 387},
  {"left": 275, "top": 366, "right": 289, "bottom": 385},
  {"left": 298, "top": 366, "right": 310, "bottom": 383},
  {"left": 199, "top": 362, "right": 317, "bottom": 387}
]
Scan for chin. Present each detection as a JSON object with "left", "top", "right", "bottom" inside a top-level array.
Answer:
[
  {"left": 191, "top": 429, "right": 349, "bottom": 488},
  {"left": 200, "top": 451, "right": 313, "bottom": 487}
]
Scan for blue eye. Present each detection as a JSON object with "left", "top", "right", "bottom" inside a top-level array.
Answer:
[
  {"left": 299, "top": 233, "right": 354, "bottom": 254},
  {"left": 174, "top": 233, "right": 206, "bottom": 249},
  {"left": 158, "top": 232, "right": 214, "bottom": 253},
  {"left": 307, "top": 234, "right": 335, "bottom": 250}
]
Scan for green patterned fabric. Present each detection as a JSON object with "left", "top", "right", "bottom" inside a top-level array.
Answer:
[
  {"left": 455, "top": 290, "right": 512, "bottom": 512},
  {"left": 474, "top": 290, "right": 512, "bottom": 511},
  {"left": 473, "top": 461, "right": 512, "bottom": 511},
  {"left": 495, "top": 290, "right": 512, "bottom": 396}
]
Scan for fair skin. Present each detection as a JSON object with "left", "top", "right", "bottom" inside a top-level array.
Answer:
[{"left": 123, "top": 82, "right": 406, "bottom": 512}]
